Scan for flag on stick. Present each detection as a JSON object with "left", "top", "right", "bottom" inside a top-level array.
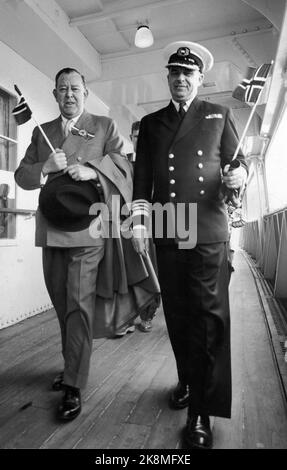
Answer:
[
  {"left": 12, "top": 85, "right": 32, "bottom": 125},
  {"left": 231, "top": 62, "right": 272, "bottom": 162},
  {"left": 12, "top": 85, "right": 55, "bottom": 153},
  {"left": 221, "top": 63, "right": 273, "bottom": 209},
  {"left": 232, "top": 63, "right": 272, "bottom": 104}
]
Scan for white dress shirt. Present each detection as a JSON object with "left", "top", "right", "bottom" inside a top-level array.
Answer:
[
  {"left": 61, "top": 113, "right": 82, "bottom": 137},
  {"left": 172, "top": 98, "right": 193, "bottom": 113}
]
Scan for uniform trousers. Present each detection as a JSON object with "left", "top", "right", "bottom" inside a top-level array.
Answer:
[
  {"left": 156, "top": 242, "right": 232, "bottom": 418},
  {"left": 42, "top": 245, "right": 105, "bottom": 389}
]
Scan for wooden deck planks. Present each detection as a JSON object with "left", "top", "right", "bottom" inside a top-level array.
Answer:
[
  {"left": 0, "top": 249, "right": 286, "bottom": 449},
  {"left": 214, "top": 251, "right": 287, "bottom": 449}
]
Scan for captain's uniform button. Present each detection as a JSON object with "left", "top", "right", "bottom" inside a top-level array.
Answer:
[
  {"left": 169, "top": 153, "right": 175, "bottom": 159},
  {"left": 76, "top": 156, "right": 82, "bottom": 162},
  {"left": 197, "top": 150, "right": 203, "bottom": 156},
  {"left": 199, "top": 190, "right": 205, "bottom": 195},
  {"left": 170, "top": 179, "right": 175, "bottom": 184},
  {"left": 96, "top": 183, "right": 101, "bottom": 188},
  {"left": 197, "top": 163, "right": 203, "bottom": 169},
  {"left": 198, "top": 176, "right": 204, "bottom": 182},
  {"left": 169, "top": 166, "right": 175, "bottom": 171},
  {"left": 170, "top": 192, "right": 176, "bottom": 198}
]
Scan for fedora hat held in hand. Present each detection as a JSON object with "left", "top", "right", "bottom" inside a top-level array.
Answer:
[{"left": 39, "top": 173, "right": 101, "bottom": 231}]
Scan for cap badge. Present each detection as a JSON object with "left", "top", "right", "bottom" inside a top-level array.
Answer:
[{"left": 177, "top": 47, "right": 190, "bottom": 57}]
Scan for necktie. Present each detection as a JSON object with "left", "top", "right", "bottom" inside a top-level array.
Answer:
[
  {"left": 64, "top": 119, "right": 73, "bottom": 137},
  {"left": 178, "top": 102, "right": 186, "bottom": 119}
]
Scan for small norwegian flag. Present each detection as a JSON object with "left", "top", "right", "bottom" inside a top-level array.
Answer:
[
  {"left": 12, "top": 85, "right": 55, "bottom": 152},
  {"left": 12, "top": 85, "right": 32, "bottom": 125},
  {"left": 232, "top": 63, "right": 272, "bottom": 104}
]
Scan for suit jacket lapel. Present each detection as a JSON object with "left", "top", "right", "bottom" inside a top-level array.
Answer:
[
  {"left": 173, "top": 97, "right": 205, "bottom": 145},
  {"left": 61, "top": 111, "right": 91, "bottom": 160},
  {"left": 46, "top": 116, "right": 65, "bottom": 149}
]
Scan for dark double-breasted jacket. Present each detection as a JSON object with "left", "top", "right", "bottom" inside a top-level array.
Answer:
[{"left": 133, "top": 97, "right": 247, "bottom": 245}]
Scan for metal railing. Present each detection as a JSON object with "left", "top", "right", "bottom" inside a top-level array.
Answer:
[
  {"left": 240, "top": 207, "right": 287, "bottom": 298},
  {"left": 0, "top": 208, "right": 35, "bottom": 216}
]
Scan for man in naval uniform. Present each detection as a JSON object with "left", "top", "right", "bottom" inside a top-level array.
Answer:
[
  {"left": 131, "top": 42, "right": 248, "bottom": 449},
  {"left": 14, "top": 67, "right": 159, "bottom": 422}
]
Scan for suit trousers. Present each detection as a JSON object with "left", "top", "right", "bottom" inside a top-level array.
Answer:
[
  {"left": 156, "top": 242, "right": 232, "bottom": 418},
  {"left": 42, "top": 245, "right": 105, "bottom": 389}
]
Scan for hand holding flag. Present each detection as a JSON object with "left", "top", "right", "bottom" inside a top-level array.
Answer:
[
  {"left": 12, "top": 85, "right": 55, "bottom": 153},
  {"left": 221, "top": 159, "right": 244, "bottom": 208}
]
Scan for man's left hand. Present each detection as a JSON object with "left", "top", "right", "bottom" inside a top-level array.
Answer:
[
  {"left": 65, "top": 164, "right": 98, "bottom": 181},
  {"left": 222, "top": 164, "right": 247, "bottom": 189}
]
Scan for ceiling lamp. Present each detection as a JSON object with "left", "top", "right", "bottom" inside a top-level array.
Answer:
[{"left": 134, "top": 24, "right": 154, "bottom": 48}]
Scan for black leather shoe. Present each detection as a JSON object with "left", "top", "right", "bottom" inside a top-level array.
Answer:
[
  {"left": 57, "top": 386, "right": 81, "bottom": 421},
  {"left": 169, "top": 383, "right": 190, "bottom": 409},
  {"left": 183, "top": 414, "right": 213, "bottom": 449},
  {"left": 52, "top": 371, "right": 64, "bottom": 391}
]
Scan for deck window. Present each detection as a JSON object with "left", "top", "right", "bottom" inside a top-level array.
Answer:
[{"left": 0, "top": 88, "right": 17, "bottom": 240}]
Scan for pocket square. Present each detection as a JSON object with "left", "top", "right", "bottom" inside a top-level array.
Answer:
[{"left": 205, "top": 113, "right": 223, "bottom": 119}]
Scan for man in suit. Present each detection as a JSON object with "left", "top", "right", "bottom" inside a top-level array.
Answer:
[
  {"left": 131, "top": 42, "right": 248, "bottom": 449},
  {"left": 14, "top": 67, "right": 143, "bottom": 421}
]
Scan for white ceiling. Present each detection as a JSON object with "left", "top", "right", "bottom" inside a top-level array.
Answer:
[
  {"left": 55, "top": 0, "right": 281, "bottom": 118},
  {"left": 58, "top": 0, "right": 264, "bottom": 55},
  {"left": 0, "top": 0, "right": 285, "bottom": 132}
]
